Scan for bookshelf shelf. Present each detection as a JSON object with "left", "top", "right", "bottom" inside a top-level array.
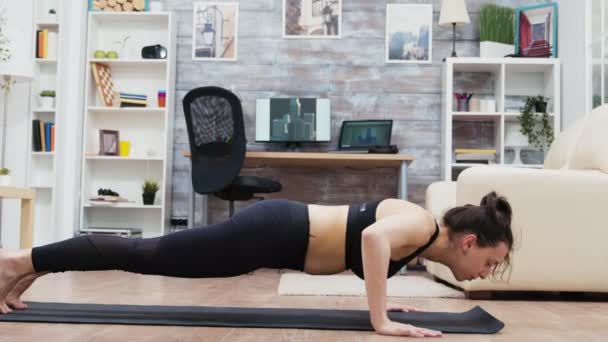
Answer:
[
  {"left": 88, "top": 59, "right": 167, "bottom": 66},
  {"left": 87, "top": 106, "right": 166, "bottom": 114},
  {"left": 26, "top": 0, "right": 63, "bottom": 245},
  {"left": 83, "top": 203, "right": 163, "bottom": 209},
  {"left": 442, "top": 57, "right": 561, "bottom": 181},
  {"left": 35, "top": 58, "right": 57, "bottom": 63},
  {"left": 32, "top": 108, "right": 56, "bottom": 113},
  {"left": 85, "top": 156, "right": 164, "bottom": 161},
  {"left": 79, "top": 11, "right": 176, "bottom": 238}
]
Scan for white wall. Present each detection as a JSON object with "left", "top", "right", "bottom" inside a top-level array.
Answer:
[
  {"left": 558, "top": 0, "right": 591, "bottom": 129},
  {"left": 0, "top": 0, "right": 33, "bottom": 248}
]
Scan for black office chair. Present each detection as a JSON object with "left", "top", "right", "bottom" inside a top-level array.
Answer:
[{"left": 183, "top": 86, "right": 282, "bottom": 217}]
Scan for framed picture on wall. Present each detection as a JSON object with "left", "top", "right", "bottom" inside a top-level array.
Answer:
[
  {"left": 385, "top": 4, "right": 433, "bottom": 63},
  {"left": 192, "top": 2, "right": 239, "bottom": 61},
  {"left": 283, "top": 0, "right": 342, "bottom": 38},
  {"left": 99, "top": 129, "right": 120, "bottom": 156},
  {"left": 514, "top": 3, "right": 558, "bottom": 58}
]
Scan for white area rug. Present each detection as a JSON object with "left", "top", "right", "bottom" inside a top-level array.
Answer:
[{"left": 278, "top": 273, "right": 464, "bottom": 298}]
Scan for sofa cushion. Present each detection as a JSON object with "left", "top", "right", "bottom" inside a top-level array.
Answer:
[
  {"left": 543, "top": 115, "right": 587, "bottom": 170},
  {"left": 425, "top": 181, "right": 457, "bottom": 220},
  {"left": 569, "top": 104, "right": 608, "bottom": 173}
]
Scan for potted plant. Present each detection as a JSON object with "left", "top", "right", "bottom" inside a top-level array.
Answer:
[
  {"left": 480, "top": 4, "right": 515, "bottom": 58},
  {"left": 39, "top": 90, "right": 55, "bottom": 108},
  {"left": 142, "top": 179, "right": 159, "bottom": 205},
  {"left": 518, "top": 95, "right": 554, "bottom": 152},
  {"left": 0, "top": 168, "right": 9, "bottom": 186}
]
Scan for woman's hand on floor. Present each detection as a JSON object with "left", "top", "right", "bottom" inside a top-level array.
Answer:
[
  {"left": 386, "top": 302, "right": 425, "bottom": 312},
  {"left": 374, "top": 319, "right": 443, "bottom": 338}
]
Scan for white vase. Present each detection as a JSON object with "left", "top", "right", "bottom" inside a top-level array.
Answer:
[
  {"left": 480, "top": 41, "right": 515, "bottom": 58},
  {"left": 0, "top": 175, "right": 10, "bottom": 186},
  {"left": 39, "top": 96, "right": 55, "bottom": 109}
]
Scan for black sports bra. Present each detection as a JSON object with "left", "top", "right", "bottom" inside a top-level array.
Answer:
[{"left": 344, "top": 200, "right": 440, "bottom": 280}]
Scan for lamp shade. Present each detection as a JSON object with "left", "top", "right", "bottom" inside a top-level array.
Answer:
[{"left": 439, "top": 0, "right": 471, "bottom": 27}]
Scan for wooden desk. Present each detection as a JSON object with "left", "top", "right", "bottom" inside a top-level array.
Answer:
[
  {"left": 182, "top": 151, "right": 415, "bottom": 228},
  {"left": 0, "top": 186, "right": 35, "bottom": 248}
]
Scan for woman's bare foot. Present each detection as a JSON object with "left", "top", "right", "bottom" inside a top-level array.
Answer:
[
  {"left": 5, "top": 272, "right": 47, "bottom": 310},
  {"left": 0, "top": 249, "right": 35, "bottom": 314}
]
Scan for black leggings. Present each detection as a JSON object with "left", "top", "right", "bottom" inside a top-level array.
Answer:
[{"left": 31, "top": 199, "right": 310, "bottom": 278}]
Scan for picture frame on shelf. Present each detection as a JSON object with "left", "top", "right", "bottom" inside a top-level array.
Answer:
[
  {"left": 283, "top": 0, "right": 342, "bottom": 39},
  {"left": 514, "top": 3, "right": 558, "bottom": 58},
  {"left": 192, "top": 2, "right": 239, "bottom": 61},
  {"left": 385, "top": 4, "right": 433, "bottom": 64},
  {"left": 89, "top": 0, "right": 150, "bottom": 12},
  {"left": 99, "top": 129, "right": 120, "bottom": 156}
]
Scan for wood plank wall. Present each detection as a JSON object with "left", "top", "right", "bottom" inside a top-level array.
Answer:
[{"left": 165, "top": 0, "right": 551, "bottom": 224}]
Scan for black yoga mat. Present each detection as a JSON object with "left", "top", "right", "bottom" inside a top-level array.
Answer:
[{"left": 0, "top": 302, "right": 504, "bottom": 334}]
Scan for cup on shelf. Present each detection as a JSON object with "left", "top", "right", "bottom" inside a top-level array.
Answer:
[
  {"left": 157, "top": 90, "right": 166, "bottom": 108},
  {"left": 480, "top": 99, "right": 496, "bottom": 112},
  {"left": 469, "top": 98, "right": 481, "bottom": 112},
  {"left": 119, "top": 141, "right": 131, "bottom": 157}
]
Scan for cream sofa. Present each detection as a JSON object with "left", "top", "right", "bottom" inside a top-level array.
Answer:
[{"left": 424, "top": 104, "right": 608, "bottom": 293}]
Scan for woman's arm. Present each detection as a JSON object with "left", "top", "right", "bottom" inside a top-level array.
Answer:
[{"left": 361, "top": 207, "right": 441, "bottom": 337}]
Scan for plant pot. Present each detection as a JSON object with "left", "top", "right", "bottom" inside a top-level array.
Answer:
[
  {"left": 0, "top": 175, "right": 10, "bottom": 186},
  {"left": 39, "top": 96, "right": 55, "bottom": 109},
  {"left": 142, "top": 192, "right": 156, "bottom": 205},
  {"left": 480, "top": 41, "right": 515, "bottom": 58},
  {"left": 535, "top": 101, "right": 548, "bottom": 113}
]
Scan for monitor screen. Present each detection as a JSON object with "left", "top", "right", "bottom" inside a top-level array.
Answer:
[
  {"left": 339, "top": 120, "right": 392, "bottom": 148},
  {"left": 255, "top": 98, "right": 331, "bottom": 142}
]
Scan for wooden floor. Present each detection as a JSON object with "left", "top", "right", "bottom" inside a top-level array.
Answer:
[{"left": 1, "top": 269, "right": 607, "bottom": 341}]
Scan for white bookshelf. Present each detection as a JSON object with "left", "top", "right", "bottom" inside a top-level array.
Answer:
[
  {"left": 441, "top": 57, "right": 561, "bottom": 181},
  {"left": 79, "top": 12, "right": 176, "bottom": 238},
  {"left": 26, "top": 0, "right": 63, "bottom": 245}
]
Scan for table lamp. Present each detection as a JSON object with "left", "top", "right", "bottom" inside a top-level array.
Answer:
[{"left": 439, "top": 0, "right": 470, "bottom": 59}]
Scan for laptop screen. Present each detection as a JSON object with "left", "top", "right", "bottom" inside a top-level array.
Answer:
[{"left": 339, "top": 120, "right": 392, "bottom": 149}]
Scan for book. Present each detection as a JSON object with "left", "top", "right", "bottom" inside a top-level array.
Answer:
[
  {"left": 455, "top": 148, "right": 497, "bottom": 154},
  {"left": 35, "top": 30, "right": 41, "bottom": 58},
  {"left": 51, "top": 124, "right": 55, "bottom": 151},
  {"left": 47, "top": 31, "right": 58, "bottom": 60},
  {"left": 79, "top": 227, "right": 142, "bottom": 237},
  {"left": 45, "top": 122, "right": 53, "bottom": 152},
  {"left": 120, "top": 102, "right": 147, "bottom": 108},
  {"left": 32, "top": 119, "right": 41, "bottom": 151},
  {"left": 39, "top": 120, "right": 46, "bottom": 152},
  {"left": 41, "top": 29, "right": 48, "bottom": 58},
  {"left": 455, "top": 153, "right": 495, "bottom": 161}
]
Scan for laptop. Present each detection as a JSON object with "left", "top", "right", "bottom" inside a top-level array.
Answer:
[{"left": 329, "top": 120, "right": 393, "bottom": 153}]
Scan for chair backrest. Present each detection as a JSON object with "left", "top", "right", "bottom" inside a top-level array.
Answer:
[{"left": 183, "top": 86, "right": 246, "bottom": 194}]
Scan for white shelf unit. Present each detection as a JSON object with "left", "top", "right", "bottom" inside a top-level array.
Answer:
[
  {"left": 79, "top": 12, "right": 176, "bottom": 238},
  {"left": 26, "top": 0, "right": 63, "bottom": 245},
  {"left": 441, "top": 58, "right": 561, "bottom": 181}
]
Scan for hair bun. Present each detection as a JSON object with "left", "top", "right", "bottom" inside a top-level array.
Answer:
[{"left": 481, "top": 191, "right": 512, "bottom": 224}]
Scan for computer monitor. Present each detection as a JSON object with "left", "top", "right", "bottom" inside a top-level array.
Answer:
[
  {"left": 255, "top": 98, "right": 331, "bottom": 145},
  {"left": 338, "top": 120, "right": 393, "bottom": 150}
]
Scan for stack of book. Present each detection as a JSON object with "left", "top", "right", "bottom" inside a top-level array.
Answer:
[
  {"left": 454, "top": 148, "right": 496, "bottom": 164},
  {"left": 79, "top": 227, "right": 142, "bottom": 238},
  {"left": 119, "top": 92, "right": 147, "bottom": 107},
  {"left": 32, "top": 119, "right": 55, "bottom": 152},
  {"left": 36, "top": 29, "right": 58, "bottom": 59}
]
